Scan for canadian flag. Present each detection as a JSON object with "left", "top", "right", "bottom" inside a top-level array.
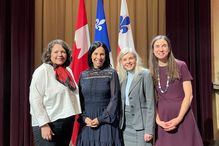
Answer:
[
  {"left": 71, "top": 0, "right": 90, "bottom": 145},
  {"left": 117, "top": 0, "right": 135, "bottom": 56}
]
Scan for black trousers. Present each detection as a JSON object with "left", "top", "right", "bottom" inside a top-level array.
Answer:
[{"left": 32, "top": 116, "right": 75, "bottom": 146}]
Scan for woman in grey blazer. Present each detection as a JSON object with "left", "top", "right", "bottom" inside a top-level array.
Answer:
[{"left": 117, "top": 49, "right": 155, "bottom": 146}]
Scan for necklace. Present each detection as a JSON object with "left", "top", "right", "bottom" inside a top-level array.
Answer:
[{"left": 158, "top": 74, "right": 170, "bottom": 93}]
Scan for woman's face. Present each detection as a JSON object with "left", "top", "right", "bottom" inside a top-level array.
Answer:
[
  {"left": 153, "top": 39, "right": 170, "bottom": 62},
  {"left": 121, "top": 52, "right": 136, "bottom": 71},
  {"left": 50, "top": 44, "right": 67, "bottom": 65},
  {"left": 91, "top": 46, "right": 106, "bottom": 68}
]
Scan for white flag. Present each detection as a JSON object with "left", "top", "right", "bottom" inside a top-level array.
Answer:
[{"left": 118, "top": 0, "right": 135, "bottom": 55}]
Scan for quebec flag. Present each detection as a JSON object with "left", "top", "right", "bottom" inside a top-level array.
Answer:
[
  {"left": 94, "top": 0, "right": 114, "bottom": 67},
  {"left": 118, "top": 0, "right": 135, "bottom": 56}
]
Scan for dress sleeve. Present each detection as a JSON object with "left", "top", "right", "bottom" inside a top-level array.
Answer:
[
  {"left": 180, "top": 61, "right": 193, "bottom": 81},
  {"left": 29, "top": 65, "right": 50, "bottom": 126},
  {"left": 78, "top": 74, "right": 87, "bottom": 123},
  {"left": 98, "top": 70, "right": 121, "bottom": 124}
]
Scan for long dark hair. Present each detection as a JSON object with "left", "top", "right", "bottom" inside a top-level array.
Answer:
[
  {"left": 41, "top": 39, "right": 72, "bottom": 67},
  {"left": 88, "top": 41, "right": 111, "bottom": 69}
]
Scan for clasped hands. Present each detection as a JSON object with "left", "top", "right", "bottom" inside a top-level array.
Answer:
[
  {"left": 156, "top": 117, "right": 180, "bottom": 131},
  {"left": 85, "top": 117, "right": 100, "bottom": 127}
]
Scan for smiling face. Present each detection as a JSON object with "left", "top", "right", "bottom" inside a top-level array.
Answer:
[
  {"left": 153, "top": 39, "right": 170, "bottom": 65},
  {"left": 50, "top": 44, "right": 67, "bottom": 65},
  {"left": 121, "top": 52, "right": 136, "bottom": 71},
  {"left": 91, "top": 46, "right": 106, "bottom": 68}
]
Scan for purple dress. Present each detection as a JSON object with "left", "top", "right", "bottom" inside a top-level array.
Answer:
[{"left": 155, "top": 60, "right": 203, "bottom": 146}]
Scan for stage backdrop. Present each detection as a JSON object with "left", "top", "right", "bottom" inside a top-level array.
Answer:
[
  {"left": 0, "top": 0, "right": 216, "bottom": 145},
  {"left": 34, "top": 0, "right": 166, "bottom": 68},
  {"left": 166, "top": 0, "right": 213, "bottom": 145},
  {"left": 0, "top": 0, "right": 34, "bottom": 146}
]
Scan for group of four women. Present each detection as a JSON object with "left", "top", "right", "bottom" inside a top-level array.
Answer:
[{"left": 29, "top": 35, "right": 203, "bottom": 146}]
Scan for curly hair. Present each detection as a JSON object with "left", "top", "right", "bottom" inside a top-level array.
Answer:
[{"left": 41, "top": 39, "right": 72, "bottom": 67}]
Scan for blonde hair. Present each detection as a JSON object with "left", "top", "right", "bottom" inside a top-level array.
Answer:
[
  {"left": 149, "top": 35, "right": 179, "bottom": 83},
  {"left": 117, "top": 48, "right": 144, "bottom": 82}
]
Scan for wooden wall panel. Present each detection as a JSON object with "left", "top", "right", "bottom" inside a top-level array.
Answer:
[{"left": 34, "top": 0, "right": 165, "bottom": 68}]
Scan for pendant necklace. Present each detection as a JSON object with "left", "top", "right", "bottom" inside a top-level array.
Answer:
[{"left": 158, "top": 74, "right": 170, "bottom": 93}]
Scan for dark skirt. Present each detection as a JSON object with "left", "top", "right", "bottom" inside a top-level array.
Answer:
[{"left": 76, "top": 104, "right": 122, "bottom": 146}]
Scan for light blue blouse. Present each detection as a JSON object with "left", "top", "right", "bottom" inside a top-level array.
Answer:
[{"left": 125, "top": 72, "right": 134, "bottom": 105}]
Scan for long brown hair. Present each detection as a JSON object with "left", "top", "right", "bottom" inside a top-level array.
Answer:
[{"left": 149, "top": 35, "right": 179, "bottom": 83}]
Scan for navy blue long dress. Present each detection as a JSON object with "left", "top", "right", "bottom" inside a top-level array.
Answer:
[{"left": 76, "top": 67, "right": 122, "bottom": 146}]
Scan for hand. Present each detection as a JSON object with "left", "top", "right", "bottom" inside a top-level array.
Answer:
[
  {"left": 144, "top": 133, "right": 153, "bottom": 142},
  {"left": 163, "top": 117, "right": 180, "bottom": 131},
  {"left": 156, "top": 119, "right": 167, "bottom": 129},
  {"left": 41, "top": 124, "right": 54, "bottom": 141},
  {"left": 90, "top": 118, "right": 99, "bottom": 127},
  {"left": 156, "top": 119, "right": 176, "bottom": 131},
  {"left": 85, "top": 117, "right": 93, "bottom": 127}
]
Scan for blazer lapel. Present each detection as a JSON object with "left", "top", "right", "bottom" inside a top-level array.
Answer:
[{"left": 128, "top": 72, "right": 142, "bottom": 94}]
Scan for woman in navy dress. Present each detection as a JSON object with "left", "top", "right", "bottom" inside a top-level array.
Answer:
[
  {"left": 76, "top": 41, "right": 122, "bottom": 146},
  {"left": 149, "top": 35, "right": 203, "bottom": 146}
]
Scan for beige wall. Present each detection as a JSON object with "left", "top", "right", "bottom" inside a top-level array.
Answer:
[
  {"left": 34, "top": 0, "right": 166, "bottom": 68},
  {"left": 211, "top": 0, "right": 219, "bottom": 140}
]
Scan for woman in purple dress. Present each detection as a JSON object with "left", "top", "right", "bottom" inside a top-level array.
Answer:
[{"left": 149, "top": 35, "right": 203, "bottom": 146}]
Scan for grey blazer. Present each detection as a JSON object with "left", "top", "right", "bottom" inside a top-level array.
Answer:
[{"left": 119, "top": 69, "right": 155, "bottom": 134}]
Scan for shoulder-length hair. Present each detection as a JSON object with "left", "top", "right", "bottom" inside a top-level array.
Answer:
[
  {"left": 88, "top": 41, "right": 111, "bottom": 69},
  {"left": 117, "top": 49, "right": 144, "bottom": 82},
  {"left": 41, "top": 39, "right": 72, "bottom": 67},
  {"left": 149, "top": 35, "right": 179, "bottom": 82}
]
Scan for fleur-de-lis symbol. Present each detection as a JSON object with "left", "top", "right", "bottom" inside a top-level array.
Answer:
[
  {"left": 120, "top": 16, "right": 130, "bottom": 34},
  {"left": 95, "top": 19, "right": 106, "bottom": 31}
]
